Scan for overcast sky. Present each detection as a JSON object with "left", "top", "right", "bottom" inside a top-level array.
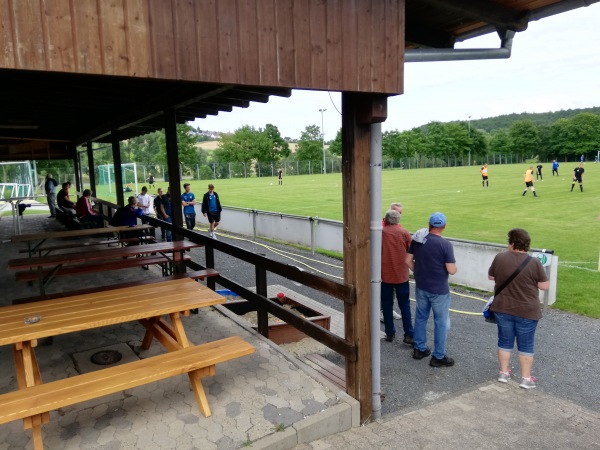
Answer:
[{"left": 192, "top": 5, "right": 600, "bottom": 141}]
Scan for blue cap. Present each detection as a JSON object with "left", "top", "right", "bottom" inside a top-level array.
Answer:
[{"left": 429, "top": 212, "right": 446, "bottom": 228}]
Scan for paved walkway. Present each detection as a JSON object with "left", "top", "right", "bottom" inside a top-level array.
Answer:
[{"left": 2, "top": 213, "right": 600, "bottom": 449}]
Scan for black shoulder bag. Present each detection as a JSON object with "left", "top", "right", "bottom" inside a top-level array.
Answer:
[{"left": 484, "top": 256, "right": 532, "bottom": 323}]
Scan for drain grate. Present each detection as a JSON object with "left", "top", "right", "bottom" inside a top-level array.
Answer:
[{"left": 90, "top": 350, "right": 123, "bottom": 365}]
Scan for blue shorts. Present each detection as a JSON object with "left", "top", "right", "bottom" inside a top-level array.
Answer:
[{"left": 495, "top": 312, "right": 538, "bottom": 356}]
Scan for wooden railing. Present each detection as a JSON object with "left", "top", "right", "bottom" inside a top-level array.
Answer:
[{"left": 93, "top": 198, "right": 357, "bottom": 362}]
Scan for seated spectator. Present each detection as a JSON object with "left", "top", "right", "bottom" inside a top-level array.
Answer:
[
  {"left": 57, "top": 182, "right": 75, "bottom": 209},
  {"left": 75, "top": 189, "right": 104, "bottom": 228},
  {"left": 110, "top": 196, "right": 143, "bottom": 244}
]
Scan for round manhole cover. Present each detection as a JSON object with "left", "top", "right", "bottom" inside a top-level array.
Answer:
[{"left": 90, "top": 350, "right": 123, "bottom": 365}]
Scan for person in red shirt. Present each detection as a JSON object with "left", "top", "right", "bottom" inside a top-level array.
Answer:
[
  {"left": 75, "top": 189, "right": 104, "bottom": 228},
  {"left": 381, "top": 209, "right": 414, "bottom": 345}
]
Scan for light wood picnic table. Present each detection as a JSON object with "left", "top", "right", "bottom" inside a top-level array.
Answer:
[
  {"left": 11, "top": 224, "right": 155, "bottom": 257},
  {"left": 0, "top": 278, "right": 233, "bottom": 450},
  {"left": 8, "top": 240, "right": 202, "bottom": 294}
]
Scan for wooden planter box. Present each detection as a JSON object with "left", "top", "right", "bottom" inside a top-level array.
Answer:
[{"left": 223, "top": 296, "right": 331, "bottom": 344}]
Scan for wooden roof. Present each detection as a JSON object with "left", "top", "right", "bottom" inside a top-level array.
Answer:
[{"left": 0, "top": 0, "right": 596, "bottom": 161}]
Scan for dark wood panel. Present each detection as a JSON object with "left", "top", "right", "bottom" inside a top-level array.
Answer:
[
  {"left": 385, "top": 0, "right": 403, "bottom": 93},
  {"left": 174, "top": 0, "right": 199, "bottom": 80},
  {"left": 356, "top": 0, "right": 372, "bottom": 91},
  {"left": 13, "top": 0, "right": 45, "bottom": 70},
  {"left": 0, "top": 0, "right": 14, "bottom": 68},
  {"left": 148, "top": 0, "right": 177, "bottom": 79},
  {"left": 274, "top": 0, "right": 295, "bottom": 86},
  {"left": 371, "top": 0, "right": 386, "bottom": 92},
  {"left": 256, "top": 0, "right": 277, "bottom": 86},
  {"left": 196, "top": 0, "right": 218, "bottom": 82},
  {"left": 309, "top": 0, "right": 328, "bottom": 88},
  {"left": 237, "top": 0, "right": 260, "bottom": 85},
  {"left": 326, "top": 0, "right": 343, "bottom": 88},
  {"left": 98, "top": 0, "right": 128, "bottom": 75},
  {"left": 341, "top": 0, "right": 359, "bottom": 91},
  {"left": 291, "top": 0, "right": 312, "bottom": 87},
  {"left": 72, "top": 0, "right": 103, "bottom": 73},
  {"left": 43, "top": 0, "right": 75, "bottom": 72},
  {"left": 217, "top": 0, "right": 240, "bottom": 83},
  {"left": 124, "top": 0, "right": 152, "bottom": 77}
]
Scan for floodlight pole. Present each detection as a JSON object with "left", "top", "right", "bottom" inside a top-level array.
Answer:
[
  {"left": 468, "top": 115, "right": 471, "bottom": 166},
  {"left": 319, "top": 108, "right": 327, "bottom": 174}
]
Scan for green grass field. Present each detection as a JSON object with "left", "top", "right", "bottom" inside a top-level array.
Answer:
[{"left": 95, "top": 163, "right": 600, "bottom": 318}]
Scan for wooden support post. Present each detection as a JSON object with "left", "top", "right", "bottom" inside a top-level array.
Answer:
[
  {"left": 255, "top": 265, "right": 269, "bottom": 338},
  {"left": 86, "top": 141, "right": 96, "bottom": 197},
  {"left": 341, "top": 92, "right": 387, "bottom": 424},
  {"left": 111, "top": 134, "right": 125, "bottom": 207},
  {"left": 72, "top": 145, "right": 81, "bottom": 194},
  {"left": 164, "top": 108, "right": 184, "bottom": 240}
]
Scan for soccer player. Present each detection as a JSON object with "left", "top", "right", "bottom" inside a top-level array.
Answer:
[
  {"left": 536, "top": 163, "right": 543, "bottom": 181},
  {"left": 551, "top": 160, "right": 559, "bottom": 176},
  {"left": 522, "top": 166, "right": 538, "bottom": 197},
  {"left": 480, "top": 164, "right": 489, "bottom": 187},
  {"left": 571, "top": 163, "right": 584, "bottom": 192}
]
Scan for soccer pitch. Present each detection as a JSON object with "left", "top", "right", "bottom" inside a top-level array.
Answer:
[{"left": 102, "top": 162, "right": 600, "bottom": 317}]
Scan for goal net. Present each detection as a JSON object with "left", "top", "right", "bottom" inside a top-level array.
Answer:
[{"left": 97, "top": 163, "right": 138, "bottom": 194}]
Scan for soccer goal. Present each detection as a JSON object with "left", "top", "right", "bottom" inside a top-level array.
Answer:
[
  {"left": 97, "top": 163, "right": 138, "bottom": 194},
  {"left": 0, "top": 161, "right": 35, "bottom": 199}
]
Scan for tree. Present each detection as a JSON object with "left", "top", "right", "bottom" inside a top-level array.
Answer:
[
  {"left": 295, "top": 124, "right": 323, "bottom": 161},
  {"left": 328, "top": 129, "right": 342, "bottom": 156},
  {"left": 157, "top": 123, "right": 200, "bottom": 167},
  {"left": 509, "top": 120, "right": 540, "bottom": 159},
  {"left": 488, "top": 129, "right": 512, "bottom": 155},
  {"left": 213, "top": 126, "right": 259, "bottom": 165},
  {"left": 260, "top": 124, "right": 290, "bottom": 161}
]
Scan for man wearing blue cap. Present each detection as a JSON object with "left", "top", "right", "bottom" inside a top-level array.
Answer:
[{"left": 406, "top": 212, "right": 457, "bottom": 367}]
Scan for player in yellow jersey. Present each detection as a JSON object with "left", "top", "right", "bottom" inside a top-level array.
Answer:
[
  {"left": 480, "top": 164, "right": 489, "bottom": 187},
  {"left": 522, "top": 166, "right": 538, "bottom": 197}
]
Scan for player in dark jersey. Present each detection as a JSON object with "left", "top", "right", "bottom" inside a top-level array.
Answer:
[{"left": 571, "top": 163, "right": 585, "bottom": 192}]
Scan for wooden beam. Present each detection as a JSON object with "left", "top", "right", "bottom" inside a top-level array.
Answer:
[
  {"left": 341, "top": 92, "right": 374, "bottom": 423},
  {"left": 164, "top": 108, "right": 184, "bottom": 240},
  {"left": 86, "top": 141, "right": 96, "bottom": 197},
  {"left": 111, "top": 134, "right": 125, "bottom": 207}
]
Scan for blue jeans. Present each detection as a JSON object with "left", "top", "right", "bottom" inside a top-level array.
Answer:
[
  {"left": 185, "top": 213, "right": 196, "bottom": 230},
  {"left": 165, "top": 216, "right": 172, "bottom": 242},
  {"left": 413, "top": 288, "right": 451, "bottom": 359},
  {"left": 495, "top": 312, "right": 538, "bottom": 356},
  {"left": 381, "top": 281, "right": 413, "bottom": 338}
]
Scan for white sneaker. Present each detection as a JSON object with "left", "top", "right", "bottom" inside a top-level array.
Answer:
[
  {"left": 212, "top": 232, "right": 217, "bottom": 240},
  {"left": 209, "top": 232, "right": 213, "bottom": 238},
  {"left": 380, "top": 311, "right": 384, "bottom": 323},
  {"left": 393, "top": 311, "right": 402, "bottom": 320}
]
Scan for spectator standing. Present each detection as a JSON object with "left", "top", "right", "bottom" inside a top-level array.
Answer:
[
  {"left": 75, "top": 189, "right": 104, "bottom": 228},
  {"left": 551, "top": 160, "right": 559, "bottom": 176},
  {"left": 160, "top": 187, "right": 172, "bottom": 242},
  {"left": 536, "top": 164, "right": 543, "bottom": 181},
  {"left": 44, "top": 173, "right": 58, "bottom": 218},
  {"left": 522, "top": 166, "right": 538, "bottom": 197},
  {"left": 181, "top": 183, "right": 197, "bottom": 230},
  {"left": 154, "top": 187, "right": 166, "bottom": 241},
  {"left": 571, "top": 163, "right": 585, "bottom": 192},
  {"left": 201, "top": 183, "right": 222, "bottom": 239},
  {"left": 380, "top": 202, "right": 404, "bottom": 323},
  {"left": 488, "top": 228, "right": 549, "bottom": 389},
  {"left": 381, "top": 209, "right": 414, "bottom": 345},
  {"left": 406, "top": 212, "right": 457, "bottom": 367},
  {"left": 136, "top": 186, "right": 151, "bottom": 215},
  {"left": 480, "top": 164, "right": 489, "bottom": 187}
]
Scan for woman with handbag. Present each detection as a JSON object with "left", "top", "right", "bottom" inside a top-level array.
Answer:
[{"left": 488, "top": 228, "right": 549, "bottom": 389}]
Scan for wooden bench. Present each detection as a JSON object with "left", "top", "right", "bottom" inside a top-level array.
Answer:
[
  {"left": 303, "top": 353, "right": 346, "bottom": 391},
  {"left": 14, "top": 255, "right": 191, "bottom": 283},
  {"left": 0, "top": 336, "right": 255, "bottom": 449},
  {"left": 12, "top": 269, "right": 220, "bottom": 305},
  {"left": 18, "top": 236, "right": 157, "bottom": 256}
]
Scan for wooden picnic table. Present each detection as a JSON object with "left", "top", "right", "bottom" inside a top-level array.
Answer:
[
  {"left": 11, "top": 224, "right": 155, "bottom": 257},
  {"left": 8, "top": 240, "right": 202, "bottom": 295},
  {"left": 0, "top": 279, "right": 254, "bottom": 450}
]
